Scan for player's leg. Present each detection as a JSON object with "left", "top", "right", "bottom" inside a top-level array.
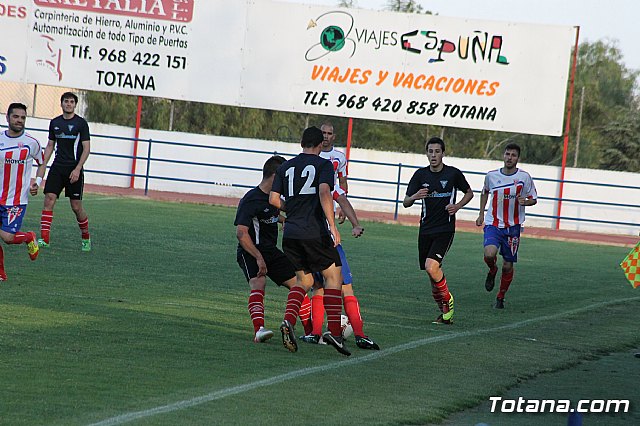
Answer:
[
  {"left": 39, "top": 167, "right": 64, "bottom": 247},
  {"left": 237, "top": 249, "right": 273, "bottom": 342},
  {"left": 482, "top": 225, "right": 501, "bottom": 291},
  {"left": 300, "top": 277, "right": 325, "bottom": 343},
  {"left": 320, "top": 262, "right": 351, "bottom": 355},
  {"left": 0, "top": 206, "right": 39, "bottom": 263},
  {"left": 281, "top": 270, "right": 313, "bottom": 352},
  {"left": 495, "top": 226, "right": 520, "bottom": 309},
  {"left": 249, "top": 276, "right": 274, "bottom": 342},
  {"left": 265, "top": 247, "right": 312, "bottom": 336},
  {"left": 422, "top": 233, "right": 455, "bottom": 324},
  {"left": 69, "top": 173, "right": 90, "bottom": 251}
]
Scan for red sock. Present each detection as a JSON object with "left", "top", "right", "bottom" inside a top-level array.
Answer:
[
  {"left": 433, "top": 276, "right": 450, "bottom": 310},
  {"left": 9, "top": 232, "right": 32, "bottom": 245},
  {"left": 343, "top": 295, "right": 364, "bottom": 337},
  {"left": 431, "top": 282, "right": 443, "bottom": 309},
  {"left": 484, "top": 256, "right": 498, "bottom": 276},
  {"left": 298, "top": 294, "right": 312, "bottom": 335},
  {"left": 283, "top": 286, "right": 306, "bottom": 326},
  {"left": 77, "top": 217, "right": 90, "bottom": 240},
  {"left": 324, "top": 288, "right": 343, "bottom": 336},
  {"left": 0, "top": 245, "right": 5, "bottom": 274},
  {"left": 248, "top": 290, "right": 265, "bottom": 333},
  {"left": 40, "top": 210, "right": 53, "bottom": 244},
  {"left": 497, "top": 269, "right": 514, "bottom": 299},
  {"left": 311, "top": 294, "right": 325, "bottom": 335}
]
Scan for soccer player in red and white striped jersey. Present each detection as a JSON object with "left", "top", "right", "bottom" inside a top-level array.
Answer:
[
  {"left": 476, "top": 143, "right": 537, "bottom": 309},
  {"left": 0, "top": 103, "right": 47, "bottom": 280}
]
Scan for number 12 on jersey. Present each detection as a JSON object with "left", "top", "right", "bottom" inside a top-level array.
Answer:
[{"left": 285, "top": 165, "right": 317, "bottom": 196}]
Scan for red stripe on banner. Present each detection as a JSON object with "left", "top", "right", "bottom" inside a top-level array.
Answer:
[
  {"left": 503, "top": 187, "right": 511, "bottom": 227},
  {"left": 12, "top": 149, "right": 28, "bottom": 205},
  {"left": 1, "top": 151, "right": 12, "bottom": 205},
  {"left": 491, "top": 190, "right": 499, "bottom": 227}
]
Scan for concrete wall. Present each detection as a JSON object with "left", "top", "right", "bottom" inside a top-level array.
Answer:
[{"left": 23, "top": 118, "right": 639, "bottom": 236}]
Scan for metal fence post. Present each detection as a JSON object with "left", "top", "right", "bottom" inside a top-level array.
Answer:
[
  {"left": 394, "top": 163, "right": 402, "bottom": 220},
  {"left": 144, "top": 139, "right": 152, "bottom": 196}
]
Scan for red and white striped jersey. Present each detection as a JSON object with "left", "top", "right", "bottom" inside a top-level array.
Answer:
[
  {"left": 481, "top": 168, "right": 537, "bottom": 228},
  {"left": 0, "top": 131, "right": 44, "bottom": 206},
  {"left": 320, "top": 147, "right": 347, "bottom": 184}
]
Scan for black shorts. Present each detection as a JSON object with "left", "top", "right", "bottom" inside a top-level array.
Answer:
[
  {"left": 237, "top": 246, "right": 295, "bottom": 286},
  {"left": 282, "top": 235, "right": 342, "bottom": 274},
  {"left": 44, "top": 164, "right": 84, "bottom": 200},
  {"left": 418, "top": 232, "right": 455, "bottom": 269}
]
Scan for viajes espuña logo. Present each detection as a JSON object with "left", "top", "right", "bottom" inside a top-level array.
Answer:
[{"left": 305, "top": 11, "right": 356, "bottom": 61}]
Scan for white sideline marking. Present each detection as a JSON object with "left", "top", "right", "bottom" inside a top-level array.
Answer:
[{"left": 88, "top": 296, "right": 640, "bottom": 426}]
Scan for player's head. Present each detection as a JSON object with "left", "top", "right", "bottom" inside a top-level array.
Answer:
[
  {"left": 61, "top": 92, "right": 78, "bottom": 104},
  {"left": 301, "top": 126, "right": 324, "bottom": 148},
  {"left": 60, "top": 92, "right": 78, "bottom": 114},
  {"left": 262, "top": 155, "right": 286, "bottom": 179},
  {"left": 504, "top": 143, "right": 521, "bottom": 169},
  {"left": 320, "top": 122, "right": 335, "bottom": 150},
  {"left": 6, "top": 102, "right": 27, "bottom": 134},
  {"left": 425, "top": 137, "right": 445, "bottom": 168}
]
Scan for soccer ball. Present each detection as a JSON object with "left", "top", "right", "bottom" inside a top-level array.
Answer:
[{"left": 341, "top": 314, "right": 353, "bottom": 338}]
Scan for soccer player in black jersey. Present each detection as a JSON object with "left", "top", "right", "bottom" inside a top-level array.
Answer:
[
  {"left": 403, "top": 137, "right": 473, "bottom": 325},
  {"left": 38, "top": 92, "right": 92, "bottom": 251},
  {"left": 234, "top": 155, "right": 312, "bottom": 343},
  {"left": 269, "top": 126, "right": 349, "bottom": 356}
]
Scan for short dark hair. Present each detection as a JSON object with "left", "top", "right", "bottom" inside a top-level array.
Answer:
[
  {"left": 7, "top": 102, "right": 27, "bottom": 116},
  {"left": 61, "top": 92, "right": 78, "bottom": 103},
  {"left": 300, "top": 126, "right": 323, "bottom": 148},
  {"left": 505, "top": 143, "right": 521, "bottom": 156},
  {"left": 426, "top": 137, "right": 445, "bottom": 152},
  {"left": 262, "top": 155, "right": 286, "bottom": 179}
]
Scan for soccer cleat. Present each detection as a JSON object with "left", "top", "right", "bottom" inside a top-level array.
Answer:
[
  {"left": 442, "top": 293, "right": 454, "bottom": 322},
  {"left": 0, "top": 271, "right": 7, "bottom": 281},
  {"left": 432, "top": 314, "right": 453, "bottom": 325},
  {"left": 37, "top": 238, "right": 49, "bottom": 248},
  {"left": 322, "top": 331, "right": 351, "bottom": 356},
  {"left": 26, "top": 232, "right": 39, "bottom": 261},
  {"left": 485, "top": 272, "right": 496, "bottom": 292},
  {"left": 494, "top": 298, "right": 505, "bottom": 309},
  {"left": 82, "top": 238, "right": 91, "bottom": 252},
  {"left": 254, "top": 326, "right": 274, "bottom": 343},
  {"left": 355, "top": 335, "right": 380, "bottom": 350},
  {"left": 299, "top": 334, "right": 321, "bottom": 344},
  {"left": 280, "top": 320, "right": 298, "bottom": 353}
]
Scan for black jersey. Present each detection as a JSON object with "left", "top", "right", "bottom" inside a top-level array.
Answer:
[
  {"left": 48, "top": 114, "right": 91, "bottom": 167},
  {"left": 234, "top": 187, "right": 280, "bottom": 248},
  {"left": 272, "top": 153, "right": 334, "bottom": 239},
  {"left": 406, "top": 164, "right": 471, "bottom": 234}
]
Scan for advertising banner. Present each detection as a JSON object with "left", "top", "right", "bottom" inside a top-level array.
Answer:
[{"left": 0, "top": 1, "right": 575, "bottom": 135}]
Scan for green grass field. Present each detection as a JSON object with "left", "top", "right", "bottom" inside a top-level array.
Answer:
[{"left": 0, "top": 194, "right": 638, "bottom": 426}]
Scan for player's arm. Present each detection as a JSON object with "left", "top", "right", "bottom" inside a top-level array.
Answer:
[
  {"left": 70, "top": 139, "right": 90, "bottom": 184},
  {"left": 517, "top": 194, "right": 537, "bottom": 206},
  {"left": 403, "top": 187, "right": 431, "bottom": 208},
  {"left": 475, "top": 191, "right": 489, "bottom": 226},
  {"left": 30, "top": 157, "right": 47, "bottom": 196},
  {"left": 335, "top": 193, "right": 363, "bottom": 237},
  {"left": 43, "top": 139, "right": 56, "bottom": 165},
  {"left": 338, "top": 175, "right": 348, "bottom": 193},
  {"left": 320, "top": 182, "right": 340, "bottom": 247},
  {"left": 236, "top": 225, "right": 267, "bottom": 277},
  {"left": 446, "top": 187, "right": 474, "bottom": 215},
  {"left": 269, "top": 191, "right": 285, "bottom": 211}
]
